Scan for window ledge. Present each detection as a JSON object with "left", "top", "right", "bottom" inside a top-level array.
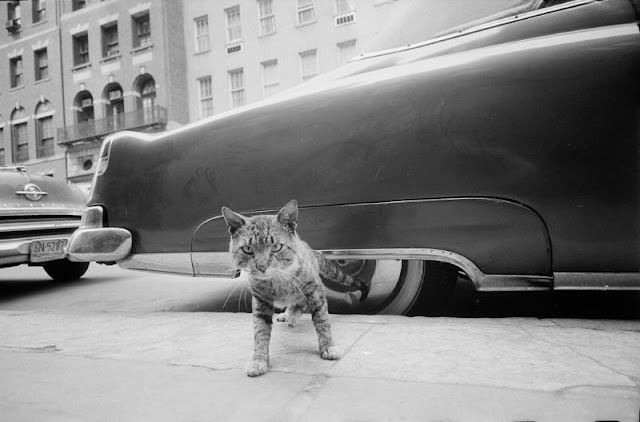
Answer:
[
  {"left": 130, "top": 44, "right": 153, "bottom": 55},
  {"left": 31, "top": 19, "right": 48, "bottom": 28},
  {"left": 295, "top": 20, "right": 317, "bottom": 28},
  {"left": 194, "top": 49, "right": 211, "bottom": 56},
  {"left": 100, "top": 54, "right": 121, "bottom": 63},
  {"left": 34, "top": 78, "right": 51, "bottom": 85},
  {"left": 257, "top": 31, "right": 276, "bottom": 38},
  {"left": 72, "top": 62, "right": 92, "bottom": 72},
  {"left": 9, "top": 85, "right": 25, "bottom": 92}
]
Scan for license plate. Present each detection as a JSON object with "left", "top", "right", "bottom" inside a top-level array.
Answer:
[{"left": 30, "top": 239, "right": 68, "bottom": 263}]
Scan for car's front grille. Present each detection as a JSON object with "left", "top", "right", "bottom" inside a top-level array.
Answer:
[{"left": 0, "top": 215, "right": 82, "bottom": 240}]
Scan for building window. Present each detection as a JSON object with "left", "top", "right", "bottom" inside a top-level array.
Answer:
[
  {"left": 194, "top": 15, "right": 210, "bottom": 53},
  {"left": 104, "top": 84, "right": 124, "bottom": 131},
  {"left": 102, "top": 23, "right": 119, "bottom": 58},
  {"left": 299, "top": 49, "right": 318, "bottom": 80},
  {"left": 32, "top": 0, "right": 46, "bottom": 23},
  {"left": 225, "top": 6, "right": 242, "bottom": 43},
  {"left": 35, "top": 101, "right": 54, "bottom": 159},
  {"left": 137, "top": 75, "right": 157, "bottom": 123},
  {"left": 34, "top": 48, "right": 48, "bottom": 80},
  {"left": 10, "top": 56, "right": 23, "bottom": 88},
  {"left": 74, "top": 91, "right": 94, "bottom": 127},
  {"left": 335, "top": 0, "right": 355, "bottom": 15},
  {"left": 296, "top": 0, "right": 315, "bottom": 25},
  {"left": 72, "top": 0, "right": 86, "bottom": 12},
  {"left": 229, "top": 69, "right": 245, "bottom": 108},
  {"left": 257, "top": 0, "right": 275, "bottom": 36},
  {"left": 262, "top": 59, "right": 279, "bottom": 97},
  {"left": 337, "top": 39, "right": 356, "bottom": 65},
  {"left": 73, "top": 32, "right": 90, "bottom": 66},
  {"left": 0, "top": 128, "right": 4, "bottom": 165},
  {"left": 7, "top": 1, "right": 21, "bottom": 22},
  {"left": 133, "top": 13, "right": 151, "bottom": 48},
  {"left": 198, "top": 76, "right": 213, "bottom": 118},
  {"left": 11, "top": 107, "right": 28, "bottom": 163}
]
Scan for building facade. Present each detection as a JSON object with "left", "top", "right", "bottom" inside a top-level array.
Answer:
[
  {"left": 0, "top": 0, "right": 66, "bottom": 178},
  {"left": 183, "top": 0, "right": 401, "bottom": 120},
  {"left": 0, "top": 0, "right": 188, "bottom": 186},
  {"left": 1, "top": 0, "right": 400, "bottom": 184}
]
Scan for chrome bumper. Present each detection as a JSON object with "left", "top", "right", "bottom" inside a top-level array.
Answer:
[{"left": 66, "top": 206, "right": 132, "bottom": 262}]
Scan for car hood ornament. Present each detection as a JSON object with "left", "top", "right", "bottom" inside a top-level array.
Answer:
[{"left": 16, "top": 183, "right": 48, "bottom": 201}]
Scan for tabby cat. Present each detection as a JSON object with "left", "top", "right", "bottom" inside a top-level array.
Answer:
[{"left": 222, "top": 199, "right": 368, "bottom": 377}]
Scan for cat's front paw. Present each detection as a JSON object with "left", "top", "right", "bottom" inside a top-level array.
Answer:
[
  {"left": 320, "top": 346, "right": 341, "bottom": 360},
  {"left": 245, "top": 359, "right": 268, "bottom": 377}
]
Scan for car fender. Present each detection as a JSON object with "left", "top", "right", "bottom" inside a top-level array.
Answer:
[{"left": 191, "top": 197, "right": 552, "bottom": 289}]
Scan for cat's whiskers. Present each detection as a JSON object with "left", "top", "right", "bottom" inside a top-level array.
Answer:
[{"left": 222, "top": 281, "right": 242, "bottom": 310}]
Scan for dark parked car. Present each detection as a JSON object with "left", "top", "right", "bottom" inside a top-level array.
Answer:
[
  {"left": 1, "top": 166, "right": 89, "bottom": 281},
  {"left": 67, "top": 0, "right": 640, "bottom": 314}
]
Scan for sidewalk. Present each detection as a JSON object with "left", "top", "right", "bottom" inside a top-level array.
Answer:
[{"left": 0, "top": 311, "right": 639, "bottom": 421}]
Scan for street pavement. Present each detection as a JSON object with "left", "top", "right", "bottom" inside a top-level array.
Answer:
[{"left": 0, "top": 264, "right": 639, "bottom": 421}]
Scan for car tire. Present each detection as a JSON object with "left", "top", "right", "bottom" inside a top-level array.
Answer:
[
  {"left": 43, "top": 259, "right": 90, "bottom": 282},
  {"left": 407, "top": 261, "right": 459, "bottom": 316}
]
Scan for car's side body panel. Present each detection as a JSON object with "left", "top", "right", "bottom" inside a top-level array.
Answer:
[
  {"left": 193, "top": 198, "right": 551, "bottom": 276},
  {"left": 89, "top": 0, "right": 640, "bottom": 281}
]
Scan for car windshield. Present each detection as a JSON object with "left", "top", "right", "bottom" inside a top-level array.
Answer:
[{"left": 360, "top": 0, "right": 577, "bottom": 54}]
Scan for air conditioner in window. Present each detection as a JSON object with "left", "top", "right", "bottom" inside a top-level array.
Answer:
[
  {"left": 109, "top": 90, "right": 122, "bottom": 100},
  {"left": 5, "top": 19, "right": 20, "bottom": 33},
  {"left": 81, "top": 98, "right": 93, "bottom": 108},
  {"left": 107, "top": 48, "right": 120, "bottom": 57},
  {"left": 226, "top": 43, "right": 242, "bottom": 54},
  {"left": 335, "top": 12, "right": 355, "bottom": 26}
]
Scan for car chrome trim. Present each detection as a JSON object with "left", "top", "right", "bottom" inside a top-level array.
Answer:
[
  {"left": 0, "top": 221, "right": 81, "bottom": 232},
  {"left": 191, "top": 252, "right": 237, "bottom": 278},
  {"left": 190, "top": 249, "right": 553, "bottom": 291},
  {"left": 66, "top": 228, "right": 132, "bottom": 262},
  {"left": 553, "top": 272, "right": 640, "bottom": 290},
  {"left": 65, "top": 206, "right": 132, "bottom": 262},
  {"left": 357, "top": 0, "right": 597, "bottom": 60},
  {"left": 119, "top": 253, "right": 195, "bottom": 276},
  {"left": 0, "top": 208, "right": 85, "bottom": 216},
  {"left": 0, "top": 234, "right": 76, "bottom": 266}
]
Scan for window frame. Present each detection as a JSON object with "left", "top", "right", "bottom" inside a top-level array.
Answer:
[
  {"left": 198, "top": 76, "right": 214, "bottom": 118},
  {"left": 10, "top": 56, "right": 24, "bottom": 88},
  {"left": 32, "top": 0, "right": 46, "bottom": 23},
  {"left": 101, "top": 23, "right": 120, "bottom": 58},
  {"left": 299, "top": 49, "right": 318, "bottom": 80},
  {"left": 296, "top": 0, "right": 315, "bottom": 26},
  {"left": 228, "top": 68, "right": 245, "bottom": 108},
  {"left": 194, "top": 15, "right": 210, "bottom": 53},
  {"left": 73, "top": 32, "right": 90, "bottom": 66},
  {"left": 34, "top": 48, "right": 48, "bottom": 81},
  {"left": 257, "top": 0, "right": 276, "bottom": 36},
  {"left": 225, "top": 5, "right": 242, "bottom": 44},
  {"left": 132, "top": 12, "right": 151, "bottom": 48}
]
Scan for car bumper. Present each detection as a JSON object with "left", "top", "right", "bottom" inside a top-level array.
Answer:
[
  {"left": 0, "top": 235, "right": 73, "bottom": 267},
  {"left": 66, "top": 206, "right": 132, "bottom": 262}
]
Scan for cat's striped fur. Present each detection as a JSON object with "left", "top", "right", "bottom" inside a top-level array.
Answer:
[{"left": 222, "top": 200, "right": 367, "bottom": 377}]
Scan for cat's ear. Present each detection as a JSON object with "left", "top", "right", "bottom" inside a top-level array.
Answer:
[
  {"left": 221, "top": 207, "right": 247, "bottom": 235},
  {"left": 277, "top": 199, "right": 298, "bottom": 233}
]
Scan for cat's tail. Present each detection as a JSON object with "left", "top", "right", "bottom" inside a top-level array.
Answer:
[{"left": 314, "top": 251, "right": 371, "bottom": 302}]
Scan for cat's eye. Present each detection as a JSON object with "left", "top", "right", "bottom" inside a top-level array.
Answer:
[
  {"left": 241, "top": 245, "right": 253, "bottom": 255},
  {"left": 272, "top": 243, "right": 284, "bottom": 253}
]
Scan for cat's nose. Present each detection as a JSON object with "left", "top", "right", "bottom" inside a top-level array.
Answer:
[{"left": 256, "top": 263, "right": 267, "bottom": 273}]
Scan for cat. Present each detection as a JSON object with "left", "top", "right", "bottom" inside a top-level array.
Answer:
[{"left": 221, "top": 199, "right": 369, "bottom": 377}]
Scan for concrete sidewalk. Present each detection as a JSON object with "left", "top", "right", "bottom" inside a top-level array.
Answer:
[{"left": 0, "top": 311, "right": 638, "bottom": 421}]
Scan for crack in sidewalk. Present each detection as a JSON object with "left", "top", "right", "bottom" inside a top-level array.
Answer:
[{"left": 519, "top": 326, "right": 640, "bottom": 389}]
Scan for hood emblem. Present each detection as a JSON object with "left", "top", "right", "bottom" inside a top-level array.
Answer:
[{"left": 16, "top": 183, "right": 48, "bottom": 201}]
